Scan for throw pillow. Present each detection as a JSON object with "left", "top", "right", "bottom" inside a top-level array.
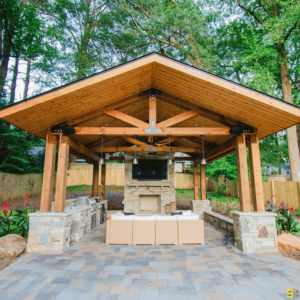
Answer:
[{"left": 171, "top": 212, "right": 182, "bottom": 216}]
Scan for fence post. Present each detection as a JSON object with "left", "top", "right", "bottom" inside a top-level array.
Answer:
[{"left": 271, "top": 180, "right": 276, "bottom": 203}]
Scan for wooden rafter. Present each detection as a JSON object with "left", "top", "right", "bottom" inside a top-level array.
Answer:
[
  {"left": 121, "top": 136, "right": 149, "bottom": 147},
  {"left": 68, "top": 94, "right": 143, "bottom": 126},
  {"left": 91, "top": 146, "right": 202, "bottom": 153},
  {"left": 155, "top": 136, "right": 179, "bottom": 146},
  {"left": 105, "top": 110, "right": 149, "bottom": 128},
  {"left": 159, "top": 93, "right": 238, "bottom": 127},
  {"left": 64, "top": 135, "right": 100, "bottom": 163},
  {"left": 157, "top": 110, "right": 200, "bottom": 128},
  {"left": 73, "top": 127, "right": 231, "bottom": 136}
]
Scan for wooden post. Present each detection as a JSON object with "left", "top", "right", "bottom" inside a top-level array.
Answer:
[
  {"left": 100, "top": 163, "right": 106, "bottom": 200},
  {"left": 40, "top": 134, "right": 57, "bottom": 212},
  {"left": 200, "top": 165, "right": 206, "bottom": 200},
  {"left": 92, "top": 163, "right": 99, "bottom": 197},
  {"left": 54, "top": 136, "right": 70, "bottom": 212},
  {"left": 149, "top": 93, "right": 156, "bottom": 124},
  {"left": 236, "top": 135, "right": 251, "bottom": 212},
  {"left": 193, "top": 162, "right": 199, "bottom": 200},
  {"left": 248, "top": 135, "right": 265, "bottom": 212}
]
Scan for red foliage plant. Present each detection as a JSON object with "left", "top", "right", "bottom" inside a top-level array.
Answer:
[{"left": 2, "top": 203, "right": 8, "bottom": 209}]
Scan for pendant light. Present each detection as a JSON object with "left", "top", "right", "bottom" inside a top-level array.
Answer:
[
  {"left": 99, "top": 134, "right": 105, "bottom": 165},
  {"left": 201, "top": 135, "right": 207, "bottom": 165},
  {"left": 168, "top": 135, "right": 173, "bottom": 165},
  {"left": 133, "top": 135, "right": 138, "bottom": 164}
]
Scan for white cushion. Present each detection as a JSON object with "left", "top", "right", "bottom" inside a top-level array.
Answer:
[
  {"left": 177, "top": 215, "right": 199, "bottom": 220},
  {"left": 115, "top": 211, "right": 124, "bottom": 215},
  {"left": 155, "top": 216, "right": 177, "bottom": 220},
  {"left": 182, "top": 210, "right": 192, "bottom": 216},
  {"left": 133, "top": 216, "right": 156, "bottom": 221},
  {"left": 111, "top": 215, "right": 134, "bottom": 220}
]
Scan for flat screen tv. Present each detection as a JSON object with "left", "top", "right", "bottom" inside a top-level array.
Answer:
[{"left": 132, "top": 159, "right": 168, "bottom": 180}]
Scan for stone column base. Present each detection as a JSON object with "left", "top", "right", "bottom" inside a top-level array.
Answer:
[
  {"left": 27, "top": 212, "right": 72, "bottom": 253},
  {"left": 191, "top": 200, "right": 211, "bottom": 219},
  {"left": 232, "top": 211, "right": 278, "bottom": 253}
]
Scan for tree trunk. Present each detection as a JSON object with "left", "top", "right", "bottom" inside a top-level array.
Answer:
[
  {"left": 0, "top": 34, "right": 11, "bottom": 93},
  {"left": 9, "top": 57, "right": 19, "bottom": 104},
  {"left": 277, "top": 44, "right": 300, "bottom": 181},
  {"left": 275, "top": 133, "right": 281, "bottom": 175},
  {"left": 23, "top": 58, "right": 31, "bottom": 99}
]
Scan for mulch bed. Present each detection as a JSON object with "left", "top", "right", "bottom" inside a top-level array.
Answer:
[
  {"left": 0, "top": 256, "right": 18, "bottom": 272},
  {"left": 279, "top": 249, "right": 300, "bottom": 261}
]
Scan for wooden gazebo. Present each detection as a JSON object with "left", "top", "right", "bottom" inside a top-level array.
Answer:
[{"left": 1, "top": 53, "right": 300, "bottom": 214}]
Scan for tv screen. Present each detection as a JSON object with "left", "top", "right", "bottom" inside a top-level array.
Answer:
[{"left": 132, "top": 159, "right": 168, "bottom": 180}]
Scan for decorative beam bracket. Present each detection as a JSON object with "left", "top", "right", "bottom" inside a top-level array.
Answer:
[
  {"left": 145, "top": 144, "right": 157, "bottom": 151},
  {"left": 51, "top": 122, "right": 68, "bottom": 133},
  {"left": 230, "top": 121, "right": 254, "bottom": 134},
  {"left": 145, "top": 121, "right": 161, "bottom": 134},
  {"left": 142, "top": 88, "right": 162, "bottom": 99}
]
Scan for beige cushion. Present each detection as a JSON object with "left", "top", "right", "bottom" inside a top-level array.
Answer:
[
  {"left": 133, "top": 220, "right": 155, "bottom": 244},
  {"left": 109, "top": 220, "right": 133, "bottom": 244},
  {"left": 156, "top": 220, "right": 178, "bottom": 245},
  {"left": 178, "top": 219, "right": 204, "bottom": 244}
]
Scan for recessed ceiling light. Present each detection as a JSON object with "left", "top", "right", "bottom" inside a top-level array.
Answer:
[
  {"left": 183, "top": 138, "right": 186, "bottom": 140},
  {"left": 104, "top": 123, "right": 109, "bottom": 127},
  {"left": 194, "top": 123, "right": 199, "bottom": 127}
]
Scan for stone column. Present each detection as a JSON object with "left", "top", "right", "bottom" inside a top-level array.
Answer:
[
  {"left": 27, "top": 212, "right": 72, "bottom": 253},
  {"left": 232, "top": 211, "right": 278, "bottom": 253},
  {"left": 191, "top": 200, "right": 211, "bottom": 219}
]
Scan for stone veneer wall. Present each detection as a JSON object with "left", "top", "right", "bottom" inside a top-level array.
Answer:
[
  {"left": 233, "top": 211, "right": 278, "bottom": 253},
  {"left": 27, "top": 212, "right": 72, "bottom": 253},
  {"left": 124, "top": 153, "right": 175, "bottom": 214},
  {"left": 191, "top": 200, "right": 211, "bottom": 219},
  {"left": 204, "top": 211, "right": 234, "bottom": 234}
]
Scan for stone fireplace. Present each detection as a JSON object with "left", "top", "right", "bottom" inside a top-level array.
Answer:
[{"left": 124, "top": 153, "right": 175, "bottom": 214}]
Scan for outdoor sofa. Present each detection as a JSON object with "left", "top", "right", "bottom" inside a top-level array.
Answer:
[{"left": 106, "top": 211, "right": 204, "bottom": 245}]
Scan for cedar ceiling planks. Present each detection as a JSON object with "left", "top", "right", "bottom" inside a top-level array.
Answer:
[{"left": 0, "top": 53, "right": 299, "bottom": 153}]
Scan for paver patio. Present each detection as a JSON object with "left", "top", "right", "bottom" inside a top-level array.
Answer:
[{"left": 0, "top": 222, "right": 299, "bottom": 300}]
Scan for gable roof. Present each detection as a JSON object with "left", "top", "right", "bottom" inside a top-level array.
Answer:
[{"left": 0, "top": 52, "right": 299, "bottom": 150}]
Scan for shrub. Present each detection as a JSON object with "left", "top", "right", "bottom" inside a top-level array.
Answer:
[{"left": 267, "top": 197, "right": 300, "bottom": 235}]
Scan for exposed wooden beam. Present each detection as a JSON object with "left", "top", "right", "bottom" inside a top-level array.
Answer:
[
  {"left": 121, "top": 136, "right": 149, "bottom": 147},
  {"left": 92, "top": 163, "right": 99, "bottom": 197},
  {"left": 236, "top": 135, "right": 251, "bottom": 212},
  {"left": 248, "top": 135, "right": 265, "bottom": 212},
  {"left": 68, "top": 94, "right": 143, "bottom": 126},
  {"left": 54, "top": 137, "right": 69, "bottom": 213},
  {"left": 174, "top": 156, "right": 193, "bottom": 161},
  {"left": 159, "top": 93, "right": 237, "bottom": 127},
  {"left": 157, "top": 110, "right": 200, "bottom": 128},
  {"left": 92, "top": 146, "right": 202, "bottom": 153},
  {"left": 193, "top": 162, "right": 199, "bottom": 200},
  {"left": 149, "top": 94, "right": 157, "bottom": 124},
  {"left": 74, "top": 127, "right": 231, "bottom": 136},
  {"left": 40, "top": 134, "right": 58, "bottom": 212},
  {"left": 100, "top": 164, "right": 106, "bottom": 200},
  {"left": 200, "top": 165, "right": 206, "bottom": 200},
  {"left": 92, "top": 136, "right": 117, "bottom": 147},
  {"left": 155, "top": 137, "right": 179, "bottom": 146},
  {"left": 107, "top": 156, "right": 125, "bottom": 161},
  {"left": 105, "top": 110, "right": 149, "bottom": 128},
  {"left": 65, "top": 136, "right": 99, "bottom": 163}
]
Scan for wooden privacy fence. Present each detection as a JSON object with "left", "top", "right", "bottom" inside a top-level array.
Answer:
[
  {"left": 206, "top": 176, "right": 300, "bottom": 208},
  {"left": 1, "top": 164, "right": 300, "bottom": 208},
  {"left": 0, "top": 173, "right": 43, "bottom": 201}
]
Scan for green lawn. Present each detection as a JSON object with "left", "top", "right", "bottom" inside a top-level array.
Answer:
[
  {"left": 64, "top": 185, "right": 240, "bottom": 204},
  {"left": 175, "top": 189, "right": 239, "bottom": 203}
]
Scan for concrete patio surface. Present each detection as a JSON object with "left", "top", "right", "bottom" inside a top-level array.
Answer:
[{"left": 0, "top": 222, "right": 299, "bottom": 300}]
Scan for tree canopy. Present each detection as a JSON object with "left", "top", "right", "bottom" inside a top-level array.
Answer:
[{"left": 0, "top": 0, "right": 298, "bottom": 177}]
